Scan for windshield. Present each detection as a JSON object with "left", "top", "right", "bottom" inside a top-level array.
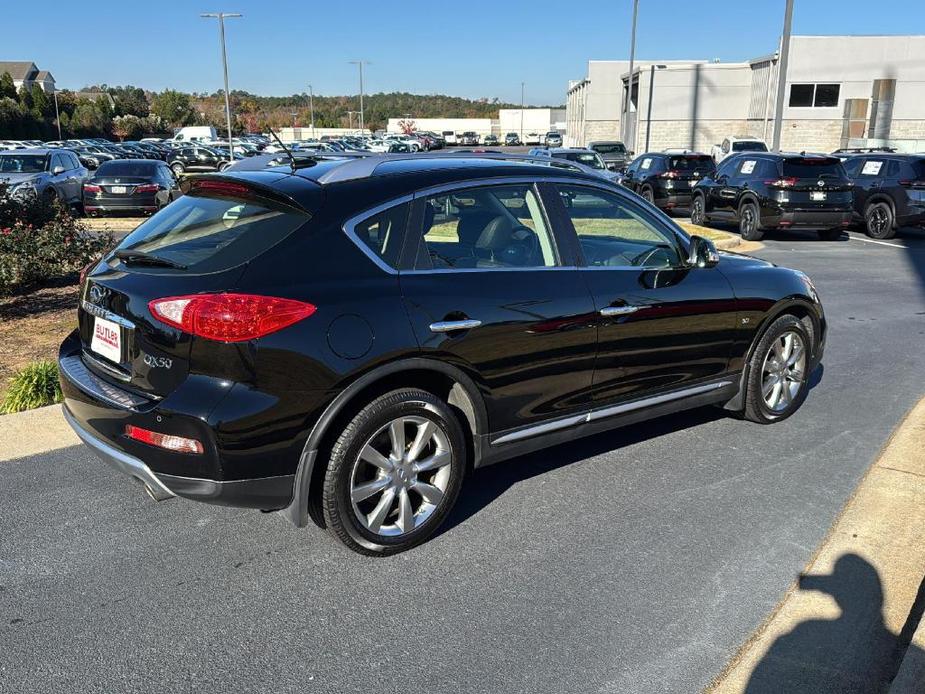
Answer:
[
  {"left": 559, "top": 152, "right": 605, "bottom": 170},
  {"left": 114, "top": 190, "right": 309, "bottom": 273},
  {"left": 732, "top": 141, "right": 768, "bottom": 152},
  {"left": 97, "top": 161, "right": 158, "bottom": 177},
  {"left": 782, "top": 157, "right": 846, "bottom": 179},
  {"left": 590, "top": 142, "right": 627, "bottom": 155},
  {"left": 0, "top": 154, "right": 47, "bottom": 173},
  {"left": 669, "top": 156, "right": 715, "bottom": 173}
]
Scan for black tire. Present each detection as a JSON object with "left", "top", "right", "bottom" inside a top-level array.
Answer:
[
  {"left": 817, "top": 228, "right": 844, "bottom": 241},
  {"left": 321, "top": 388, "right": 466, "bottom": 556},
  {"left": 170, "top": 163, "right": 184, "bottom": 176},
  {"left": 738, "top": 201, "right": 764, "bottom": 241},
  {"left": 690, "top": 194, "right": 707, "bottom": 226},
  {"left": 43, "top": 187, "right": 58, "bottom": 205},
  {"left": 864, "top": 202, "right": 896, "bottom": 239},
  {"left": 641, "top": 186, "right": 655, "bottom": 204},
  {"left": 743, "top": 314, "right": 812, "bottom": 424}
]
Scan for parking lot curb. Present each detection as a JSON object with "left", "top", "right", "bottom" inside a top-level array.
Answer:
[
  {"left": 709, "top": 395, "right": 925, "bottom": 693},
  {"left": 0, "top": 404, "right": 79, "bottom": 462},
  {"left": 713, "top": 235, "right": 741, "bottom": 251}
]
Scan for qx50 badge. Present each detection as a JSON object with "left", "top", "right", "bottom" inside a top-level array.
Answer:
[{"left": 143, "top": 354, "right": 173, "bottom": 369}]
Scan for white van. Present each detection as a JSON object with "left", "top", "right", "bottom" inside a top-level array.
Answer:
[{"left": 172, "top": 126, "right": 218, "bottom": 143}]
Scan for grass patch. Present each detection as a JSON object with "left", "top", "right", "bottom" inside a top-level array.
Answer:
[{"left": 1, "top": 360, "right": 62, "bottom": 414}]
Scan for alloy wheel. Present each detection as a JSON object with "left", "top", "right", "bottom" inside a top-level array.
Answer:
[
  {"left": 691, "top": 197, "right": 704, "bottom": 225},
  {"left": 349, "top": 415, "right": 453, "bottom": 537},
  {"left": 760, "top": 330, "right": 806, "bottom": 413},
  {"left": 868, "top": 206, "right": 888, "bottom": 236},
  {"left": 741, "top": 206, "right": 756, "bottom": 234}
]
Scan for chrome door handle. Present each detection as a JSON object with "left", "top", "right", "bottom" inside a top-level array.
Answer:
[
  {"left": 429, "top": 319, "right": 482, "bottom": 333},
  {"left": 600, "top": 306, "right": 639, "bottom": 317}
]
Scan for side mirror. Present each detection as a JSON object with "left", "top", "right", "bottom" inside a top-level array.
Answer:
[
  {"left": 52, "top": 165, "right": 65, "bottom": 175},
  {"left": 628, "top": 151, "right": 635, "bottom": 157},
  {"left": 688, "top": 235, "right": 719, "bottom": 268}
]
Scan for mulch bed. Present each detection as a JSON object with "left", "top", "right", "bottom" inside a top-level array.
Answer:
[{"left": 0, "top": 277, "right": 79, "bottom": 397}]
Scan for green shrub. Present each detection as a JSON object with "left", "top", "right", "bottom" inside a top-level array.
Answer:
[
  {"left": 1, "top": 360, "right": 62, "bottom": 414},
  {"left": 0, "top": 185, "right": 112, "bottom": 296}
]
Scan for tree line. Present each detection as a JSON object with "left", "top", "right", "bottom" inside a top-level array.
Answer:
[{"left": 0, "top": 74, "right": 563, "bottom": 140}]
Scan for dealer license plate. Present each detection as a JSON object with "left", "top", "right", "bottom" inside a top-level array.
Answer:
[
  {"left": 90, "top": 317, "right": 122, "bottom": 363},
  {"left": 111, "top": 186, "right": 128, "bottom": 194},
  {"left": 811, "top": 191, "right": 827, "bottom": 201}
]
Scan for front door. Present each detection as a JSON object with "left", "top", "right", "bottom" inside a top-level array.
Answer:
[
  {"left": 399, "top": 181, "right": 598, "bottom": 434},
  {"left": 548, "top": 182, "right": 738, "bottom": 405}
]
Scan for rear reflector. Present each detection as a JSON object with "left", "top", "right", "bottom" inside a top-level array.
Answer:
[
  {"left": 125, "top": 424, "right": 203, "bottom": 454},
  {"left": 149, "top": 293, "right": 316, "bottom": 342}
]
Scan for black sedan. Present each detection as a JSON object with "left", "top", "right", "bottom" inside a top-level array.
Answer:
[{"left": 82, "top": 159, "right": 180, "bottom": 216}]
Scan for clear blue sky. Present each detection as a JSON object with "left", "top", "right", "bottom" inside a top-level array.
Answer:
[{"left": 4, "top": 0, "right": 923, "bottom": 104}]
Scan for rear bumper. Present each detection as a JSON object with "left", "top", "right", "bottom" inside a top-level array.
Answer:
[
  {"left": 765, "top": 208, "right": 853, "bottom": 228},
  {"left": 63, "top": 406, "right": 294, "bottom": 507}
]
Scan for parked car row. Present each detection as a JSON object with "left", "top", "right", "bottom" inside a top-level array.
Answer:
[{"left": 617, "top": 148, "right": 925, "bottom": 241}]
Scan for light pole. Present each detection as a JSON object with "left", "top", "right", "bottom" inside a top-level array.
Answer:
[
  {"left": 291, "top": 112, "right": 298, "bottom": 130},
  {"left": 308, "top": 84, "right": 315, "bottom": 138},
  {"left": 52, "top": 90, "right": 61, "bottom": 139},
  {"left": 349, "top": 60, "right": 369, "bottom": 132},
  {"left": 201, "top": 11, "right": 242, "bottom": 163},
  {"left": 520, "top": 81, "right": 525, "bottom": 143},
  {"left": 623, "top": 0, "right": 639, "bottom": 145},
  {"left": 771, "top": 0, "right": 794, "bottom": 152},
  {"left": 644, "top": 65, "right": 667, "bottom": 152},
  {"left": 347, "top": 111, "right": 357, "bottom": 130}
]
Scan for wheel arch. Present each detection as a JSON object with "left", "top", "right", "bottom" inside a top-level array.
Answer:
[
  {"left": 280, "top": 357, "right": 489, "bottom": 528},
  {"left": 736, "top": 192, "right": 760, "bottom": 217},
  {"left": 864, "top": 194, "right": 896, "bottom": 218},
  {"left": 725, "top": 296, "right": 822, "bottom": 412}
]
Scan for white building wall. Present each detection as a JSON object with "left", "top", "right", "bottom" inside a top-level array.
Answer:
[
  {"left": 386, "top": 118, "right": 493, "bottom": 136},
  {"left": 498, "top": 108, "right": 566, "bottom": 137}
]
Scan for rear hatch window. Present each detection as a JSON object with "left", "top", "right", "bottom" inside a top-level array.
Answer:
[
  {"left": 782, "top": 157, "right": 846, "bottom": 180},
  {"left": 114, "top": 181, "right": 310, "bottom": 274},
  {"left": 668, "top": 155, "right": 715, "bottom": 179}
]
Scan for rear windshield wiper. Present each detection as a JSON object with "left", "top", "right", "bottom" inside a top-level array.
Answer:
[{"left": 113, "top": 249, "right": 187, "bottom": 269}]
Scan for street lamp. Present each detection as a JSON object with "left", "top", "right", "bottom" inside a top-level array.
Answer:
[
  {"left": 520, "top": 81, "right": 525, "bottom": 144},
  {"left": 644, "top": 65, "right": 667, "bottom": 152},
  {"left": 348, "top": 60, "right": 370, "bottom": 132},
  {"left": 52, "top": 89, "right": 61, "bottom": 140},
  {"left": 771, "top": 0, "right": 795, "bottom": 151},
  {"left": 308, "top": 84, "right": 315, "bottom": 138},
  {"left": 200, "top": 11, "right": 242, "bottom": 163},
  {"left": 347, "top": 110, "right": 358, "bottom": 130}
]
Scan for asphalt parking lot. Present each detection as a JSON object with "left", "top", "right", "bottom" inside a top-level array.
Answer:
[{"left": 2, "top": 227, "right": 925, "bottom": 693}]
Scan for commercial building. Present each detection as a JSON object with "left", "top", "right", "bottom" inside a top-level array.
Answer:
[
  {"left": 566, "top": 35, "right": 925, "bottom": 154},
  {"left": 0, "top": 61, "right": 56, "bottom": 94}
]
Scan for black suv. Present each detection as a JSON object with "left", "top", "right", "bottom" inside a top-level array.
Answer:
[
  {"left": 690, "top": 153, "right": 853, "bottom": 241},
  {"left": 167, "top": 146, "right": 230, "bottom": 176},
  {"left": 60, "top": 154, "right": 825, "bottom": 555},
  {"left": 619, "top": 151, "right": 715, "bottom": 212},
  {"left": 841, "top": 153, "right": 925, "bottom": 239}
]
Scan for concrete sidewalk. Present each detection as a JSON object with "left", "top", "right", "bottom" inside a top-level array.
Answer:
[
  {"left": 710, "top": 397, "right": 925, "bottom": 693},
  {"left": 0, "top": 404, "right": 78, "bottom": 462}
]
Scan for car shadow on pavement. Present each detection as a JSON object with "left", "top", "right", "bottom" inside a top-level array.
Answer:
[
  {"left": 743, "top": 554, "right": 925, "bottom": 693},
  {"left": 443, "top": 363, "right": 825, "bottom": 536}
]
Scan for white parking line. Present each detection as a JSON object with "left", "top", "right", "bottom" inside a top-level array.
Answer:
[{"left": 847, "top": 235, "right": 909, "bottom": 249}]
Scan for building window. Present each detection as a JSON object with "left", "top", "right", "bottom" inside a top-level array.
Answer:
[{"left": 789, "top": 83, "right": 840, "bottom": 108}]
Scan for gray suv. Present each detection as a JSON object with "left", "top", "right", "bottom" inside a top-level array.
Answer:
[
  {"left": 587, "top": 141, "right": 631, "bottom": 171},
  {"left": 0, "top": 148, "right": 88, "bottom": 207}
]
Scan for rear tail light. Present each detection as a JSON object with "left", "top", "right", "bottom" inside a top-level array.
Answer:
[
  {"left": 78, "top": 260, "right": 97, "bottom": 288},
  {"left": 125, "top": 424, "right": 203, "bottom": 454},
  {"left": 660, "top": 170, "right": 681, "bottom": 179},
  {"left": 191, "top": 179, "right": 252, "bottom": 197},
  {"left": 149, "top": 293, "right": 316, "bottom": 342},
  {"left": 83, "top": 183, "right": 102, "bottom": 193},
  {"left": 765, "top": 177, "right": 799, "bottom": 188},
  {"left": 134, "top": 183, "right": 159, "bottom": 193}
]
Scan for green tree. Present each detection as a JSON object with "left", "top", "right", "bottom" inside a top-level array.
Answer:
[
  {"left": 17, "top": 84, "right": 32, "bottom": 111},
  {"left": 0, "top": 72, "right": 15, "bottom": 100},
  {"left": 109, "top": 85, "right": 149, "bottom": 117},
  {"left": 150, "top": 89, "right": 195, "bottom": 127},
  {"left": 30, "top": 84, "right": 50, "bottom": 119}
]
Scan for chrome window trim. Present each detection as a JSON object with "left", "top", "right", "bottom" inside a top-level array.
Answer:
[
  {"left": 491, "top": 380, "right": 734, "bottom": 446},
  {"left": 341, "top": 194, "right": 414, "bottom": 276},
  {"left": 81, "top": 300, "right": 136, "bottom": 330}
]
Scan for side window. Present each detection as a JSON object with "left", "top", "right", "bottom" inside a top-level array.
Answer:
[
  {"left": 715, "top": 158, "right": 738, "bottom": 179},
  {"left": 859, "top": 159, "right": 885, "bottom": 177},
  {"left": 349, "top": 202, "right": 410, "bottom": 270},
  {"left": 884, "top": 160, "right": 902, "bottom": 178},
  {"left": 50, "top": 153, "right": 63, "bottom": 172},
  {"left": 842, "top": 158, "right": 865, "bottom": 178},
  {"left": 415, "top": 184, "right": 558, "bottom": 270},
  {"left": 557, "top": 185, "right": 682, "bottom": 268},
  {"left": 638, "top": 156, "right": 654, "bottom": 173},
  {"left": 68, "top": 153, "right": 80, "bottom": 169},
  {"left": 722, "top": 139, "right": 730, "bottom": 154}
]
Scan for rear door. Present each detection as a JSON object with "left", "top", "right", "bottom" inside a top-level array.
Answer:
[
  {"left": 549, "top": 182, "right": 737, "bottom": 404},
  {"left": 399, "top": 180, "right": 598, "bottom": 434}
]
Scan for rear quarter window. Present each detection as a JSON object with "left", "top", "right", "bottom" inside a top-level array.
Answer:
[{"left": 113, "top": 188, "right": 309, "bottom": 273}]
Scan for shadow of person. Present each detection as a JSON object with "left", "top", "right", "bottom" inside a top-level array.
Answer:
[{"left": 745, "top": 554, "right": 921, "bottom": 693}]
